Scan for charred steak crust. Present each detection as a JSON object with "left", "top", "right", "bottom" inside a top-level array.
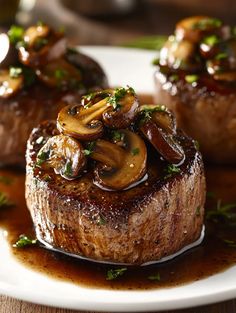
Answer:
[
  {"left": 26, "top": 121, "right": 206, "bottom": 265},
  {"left": 154, "top": 70, "right": 236, "bottom": 164}
]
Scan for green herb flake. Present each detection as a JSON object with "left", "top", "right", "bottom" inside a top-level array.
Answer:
[
  {"left": 0, "top": 176, "right": 13, "bottom": 185},
  {"left": 98, "top": 214, "right": 106, "bottom": 226},
  {"left": 0, "top": 192, "right": 13, "bottom": 208},
  {"left": 223, "top": 239, "right": 236, "bottom": 248},
  {"left": 215, "top": 52, "right": 228, "bottom": 60},
  {"left": 206, "top": 199, "right": 236, "bottom": 223},
  {"left": 192, "top": 18, "right": 222, "bottom": 30},
  {"left": 13, "top": 234, "right": 37, "bottom": 248},
  {"left": 111, "top": 130, "right": 125, "bottom": 142},
  {"left": 54, "top": 68, "right": 68, "bottom": 80},
  {"left": 148, "top": 272, "right": 161, "bottom": 281},
  {"left": 196, "top": 206, "right": 201, "bottom": 216},
  {"left": 106, "top": 267, "right": 127, "bottom": 281},
  {"left": 84, "top": 141, "right": 96, "bottom": 156},
  {"left": 64, "top": 160, "right": 73, "bottom": 177},
  {"left": 8, "top": 25, "right": 24, "bottom": 44},
  {"left": 164, "top": 164, "right": 181, "bottom": 179},
  {"left": 140, "top": 104, "right": 167, "bottom": 123},
  {"left": 202, "top": 35, "right": 219, "bottom": 46},
  {"left": 9, "top": 67, "right": 23, "bottom": 78},
  {"left": 185, "top": 74, "right": 199, "bottom": 84},
  {"left": 34, "top": 37, "right": 48, "bottom": 51},
  {"left": 36, "top": 150, "right": 50, "bottom": 166},
  {"left": 131, "top": 147, "right": 140, "bottom": 156},
  {"left": 169, "top": 74, "right": 179, "bottom": 82},
  {"left": 107, "top": 86, "right": 135, "bottom": 110}
]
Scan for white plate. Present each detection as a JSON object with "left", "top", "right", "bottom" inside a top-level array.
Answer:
[{"left": 1, "top": 47, "right": 236, "bottom": 312}]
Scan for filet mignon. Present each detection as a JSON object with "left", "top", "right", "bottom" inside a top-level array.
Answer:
[{"left": 25, "top": 121, "right": 205, "bottom": 265}]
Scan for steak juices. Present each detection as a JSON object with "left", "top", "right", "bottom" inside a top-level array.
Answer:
[
  {"left": 25, "top": 87, "right": 206, "bottom": 265},
  {"left": 0, "top": 23, "right": 107, "bottom": 166},
  {"left": 154, "top": 16, "right": 236, "bottom": 164}
]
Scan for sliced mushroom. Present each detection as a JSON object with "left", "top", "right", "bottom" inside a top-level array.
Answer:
[
  {"left": 57, "top": 100, "right": 110, "bottom": 140},
  {"left": 175, "top": 16, "right": 226, "bottom": 43},
  {"left": 92, "top": 130, "right": 147, "bottom": 191},
  {"left": 159, "top": 36, "right": 201, "bottom": 71},
  {"left": 0, "top": 69, "right": 23, "bottom": 98},
  {"left": 139, "top": 105, "right": 185, "bottom": 165},
  {"left": 81, "top": 89, "right": 112, "bottom": 108},
  {"left": 36, "top": 134, "right": 86, "bottom": 180},
  {"left": 102, "top": 88, "right": 139, "bottom": 128},
  {"left": 36, "top": 58, "right": 82, "bottom": 88},
  {"left": 19, "top": 25, "right": 67, "bottom": 68}
]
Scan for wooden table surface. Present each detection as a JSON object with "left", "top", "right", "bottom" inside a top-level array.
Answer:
[{"left": 0, "top": 295, "right": 236, "bottom": 312}]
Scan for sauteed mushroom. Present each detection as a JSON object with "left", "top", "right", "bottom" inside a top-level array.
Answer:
[
  {"left": 91, "top": 130, "right": 147, "bottom": 191},
  {"left": 36, "top": 134, "right": 86, "bottom": 180},
  {"left": 19, "top": 24, "right": 67, "bottom": 68},
  {"left": 0, "top": 69, "right": 23, "bottom": 98},
  {"left": 139, "top": 105, "right": 185, "bottom": 165}
]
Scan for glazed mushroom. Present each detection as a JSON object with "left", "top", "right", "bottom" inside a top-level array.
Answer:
[
  {"left": 18, "top": 24, "right": 67, "bottom": 68},
  {"left": 57, "top": 87, "right": 139, "bottom": 140},
  {"left": 91, "top": 130, "right": 147, "bottom": 190},
  {"left": 0, "top": 69, "right": 23, "bottom": 98},
  {"left": 36, "top": 134, "right": 86, "bottom": 180},
  {"left": 57, "top": 99, "right": 110, "bottom": 141},
  {"left": 175, "top": 16, "right": 229, "bottom": 43},
  {"left": 159, "top": 36, "right": 201, "bottom": 71},
  {"left": 139, "top": 105, "right": 185, "bottom": 165},
  {"left": 36, "top": 58, "right": 82, "bottom": 88}
]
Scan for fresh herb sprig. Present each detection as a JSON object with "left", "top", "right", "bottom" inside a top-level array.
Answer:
[
  {"left": 84, "top": 141, "right": 96, "bottom": 156},
  {"left": 164, "top": 164, "right": 181, "bottom": 179},
  {"left": 106, "top": 267, "right": 127, "bottom": 281},
  {"left": 13, "top": 234, "right": 37, "bottom": 248},
  {"left": 107, "top": 86, "right": 135, "bottom": 110},
  {"left": 206, "top": 199, "right": 236, "bottom": 224}
]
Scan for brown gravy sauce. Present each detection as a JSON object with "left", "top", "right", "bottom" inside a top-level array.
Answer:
[{"left": 0, "top": 94, "right": 236, "bottom": 291}]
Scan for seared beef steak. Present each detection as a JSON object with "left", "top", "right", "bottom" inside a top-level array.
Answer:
[{"left": 26, "top": 121, "right": 205, "bottom": 265}]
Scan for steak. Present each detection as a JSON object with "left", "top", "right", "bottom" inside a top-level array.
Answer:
[
  {"left": 154, "top": 70, "right": 236, "bottom": 164},
  {"left": 0, "top": 52, "right": 107, "bottom": 167},
  {"left": 25, "top": 121, "right": 206, "bottom": 265}
]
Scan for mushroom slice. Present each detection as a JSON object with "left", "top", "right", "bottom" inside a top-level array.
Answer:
[
  {"left": 102, "top": 86, "right": 139, "bottom": 129},
  {"left": 36, "top": 134, "right": 86, "bottom": 180},
  {"left": 139, "top": 105, "right": 185, "bottom": 165},
  {"left": 159, "top": 36, "right": 201, "bottom": 72},
  {"left": 36, "top": 58, "right": 82, "bottom": 88},
  {"left": 92, "top": 130, "right": 147, "bottom": 191},
  {"left": 0, "top": 69, "right": 23, "bottom": 98},
  {"left": 57, "top": 99, "right": 110, "bottom": 141},
  {"left": 19, "top": 25, "right": 67, "bottom": 68},
  {"left": 175, "top": 16, "right": 225, "bottom": 43}
]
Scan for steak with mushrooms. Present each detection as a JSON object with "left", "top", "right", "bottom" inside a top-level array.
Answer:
[
  {"left": 26, "top": 87, "right": 206, "bottom": 265},
  {"left": 0, "top": 23, "right": 107, "bottom": 166},
  {"left": 154, "top": 16, "right": 236, "bottom": 164}
]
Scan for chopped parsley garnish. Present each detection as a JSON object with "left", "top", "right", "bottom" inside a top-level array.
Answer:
[
  {"left": 36, "top": 150, "right": 50, "bottom": 166},
  {"left": 97, "top": 214, "right": 106, "bottom": 226},
  {"left": 106, "top": 267, "right": 127, "bottom": 280},
  {"left": 9, "top": 67, "right": 23, "bottom": 78},
  {"left": 111, "top": 130, "right": 125, "bottom": 142},
  {"left": 148, "top": 272, "right": 161, "bottom": 281},
  {"left": 215, "top": 52, "right": 228, "bottom": 60},
  {"left": 107, "top": 86, "right": 135, "bottom": 110},
  {"left": 131, "top": 147, "right": 140, "bottom": 156},
  {"left": 0, "top": 192, "right": 13, "bottom": 208},
  {"left": 169, "top": 74, "right": 179, "bottom": 82},
  {"left": 192, "top": 18, "right": 222, "bottom": 30},
  {"left": 8, "top": 25, "right": 24, "bottom": 44},
  {"left": 13, "top": 234, "right": 37, "bottom": 248},
  {"left": 64, "top": 160, "right": 73, "bottom": 177},
  {"left": 164, "top": 164, "right": 181, "bottom": 179},
  {"left": 206, "top": 199, "right": 236, "bottom": 223},
  {"left": 185, "top": 74, "right": 199, "bottom": 84},
  {"left": 223, "top": 239, "right": 236, "bottom": 248},
  {"left": 84, "top": 141, "right": 96, "bottom": 156},
  {"left": 0, "top": 176, "right": 13, "bottom": 185},
  {"left": 54, "top": 68, "right": 68, "bottom": 80},
  {"left": 140, "top": 104, "right": 167, "bottom": 123},
  {"left": 202, "top": 35, "right": 219, "bottom": 46}
]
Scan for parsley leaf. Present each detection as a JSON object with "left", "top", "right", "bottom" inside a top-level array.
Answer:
[
  {"left": 131, "top": 147, "right": 140, "bottom": 156},
  {"left": 13, "top": 234, "right": 37, "bottom": 248},
  {"left": 107, "top": 86, "right": 135, "bottom": 110},
  {"left": 9, "top": 67, "right": 23, "bottom": 78},
  {"left": 148, "top": 272, "right": 161, "bottom": 281},
  {"left": 106, "top": 268, "right": 127, "bottom": 280},
  {"left": 185, "top": 75, "right": 199, "bottom": 84},
  {"left": 8, "top": 25, "right": 24, "bottom": 44},
  {"left": 164, "top": 164, "right": 181, "bottom": 179},
  {"left": 84, "top": 141, "right": 96, "bottom": 156}
]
